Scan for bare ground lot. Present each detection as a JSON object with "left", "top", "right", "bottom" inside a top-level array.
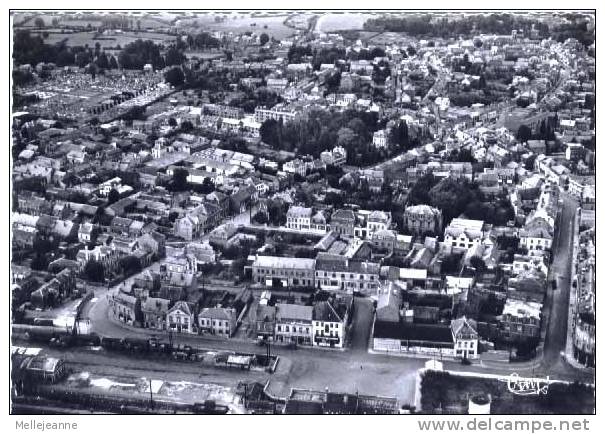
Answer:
[
  {"left": 18, "top": 339, "right": 424, "bottom": 404},
  {"left": 268, "top": 353, "right": 421, "bottom": 404}
]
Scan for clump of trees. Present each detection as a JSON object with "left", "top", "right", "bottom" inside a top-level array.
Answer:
[
  {"left": 13, "top": 31, "right": 121, "bottom": 72},
  {"left": 84, "top": 260, "right": 105, "bottom": 282},
  {"left": 516, "top": 116, "right": 557, "bottom": 144},
  {"left": 185, "top": 32, "right": 221, "bottom": 50},
  {"left": 408, "top": 175, "right": 515, "bottom": 226},
  {"left": 164, "top": 66, "right": 185, "bottom": 87},
  {"left": 119, "top": 255, "right": 142, "bottom": 277},
  {"left": 259, "top": 108, "right": 382, "bottom": 166},
  {"left": 118, "top": 39, "right": 165, "bottom": 70},
  {"left": 228, "top": 86, "right": 282, "bottom": 113}
]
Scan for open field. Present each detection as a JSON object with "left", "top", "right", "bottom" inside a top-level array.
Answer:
[
  {"left": 14, "top": 12, "right": 171, "bottom": 29},
  {"left": 176, "top": 13, "right": 297, "bottom": 39},
  {"left": 315, "top": 12, "right": 377, "bottom": 33}
]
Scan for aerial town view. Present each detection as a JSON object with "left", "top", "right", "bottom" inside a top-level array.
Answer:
[{"left": 10, "top": 10, "right": 595, "bottom": 416}]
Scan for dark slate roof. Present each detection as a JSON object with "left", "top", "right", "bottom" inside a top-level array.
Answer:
[
  {"left": 313, "top": 301, "right": 343, "bottom": 323},
  {"left": 331, "top": 209, "right": 355, "bottom": 222},
  {"left": 324, "top": 393, "right": 359, "bottom": 414},
  {"left": 284, "top": 400, "right": 324, "bottom": 414},
  {"left": 373, "top": 321, "right": 453, "bottom": 343}
]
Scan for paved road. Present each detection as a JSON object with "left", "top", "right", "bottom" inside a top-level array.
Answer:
[
  {"left": 539, "top": 194, "right": 580, "bottom": 375},
  {"left": 349, "top": 298, "right": 374, "bottom": 353},
  {"left": 477, "top": 193, "right": 592, "bottom": 384}
]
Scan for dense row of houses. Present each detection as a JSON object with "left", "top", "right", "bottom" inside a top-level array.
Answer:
[{"left": 252, "top": 293, "right": 353, "bottom": 349}]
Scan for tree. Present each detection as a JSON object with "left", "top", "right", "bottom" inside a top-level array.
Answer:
[
  {"left": 470, "top": 256, "right": 487, "bottom": 273},
  {"left": 84, "top": 260, "right": 105, "bottom": 282},
  {"left": 408, "top": 173, "right": 438, "bottom": 206},
  {"left": 168, "top": 117, "right": 178, "bottom": 128},
  {"left": 180, "top": 120, "right": 193, "bottom": 133},
  {"left": 267, "top": 199, "right": 288, "bottom": 226},
  {"left": 171, "top": 168, "right": 189, "bottom": 192},
  {"left": 337, "top": 127, "right": 358, "bottom": 148},
  {"left": 108, "top": 55, "right": 119, "bottom": 69},
  {"left": 252, "top": 211, "right": 268, "bottom": 225},
  {"left": 12, "top": 70, "right": 34, "bottom": 87},
  {"left": 56, "top": 49, "right": 76, "bottom": 67},
  {"left": 259, "top": 33, "right": 270, "bottom": 46},
  {"left": 325, "top": 70, "right": 341, "bottom": 93},
  {"left": 196, "top": 177, "right": 215, "bottom": 194},
  {"left": 120, "top": 255, "right": 142, "bottom": 276},
  {"left": 441, "top": 253, "right": 462, "bottom": 275},
  {"left": 479, "top": 293, "right": 503, "bottom": 316},
  {"left": 75, "top": 50, "right": 92, "bottom": 68},
  {"left": 260, "top": 118, "right": 282, "bottom": 148},
  {"left": 31, "top": 253, "right": 49, "bottom": 271},
  {"left": 524, "top": 154, "right": 537, "bottom": 170},
  {"left": 516, "top": 125, "right": 532, "bottom": 143},
  {"left": 118, "top": 39, "right": 164, "bottom": 69},
  {"left": 429, "top": 178, "right": 477, "bottom": 223},
  {"left": 165, "top": 47, "right": 185, "bottom": 66},
  {"left": 34, "top": 17, "right": 45, "bottom": 28},
  {"left": 389, "top": 120, "right": 410, "bottom": 150},
  {"left": 88, "top": 61, "right": 101, "bottom": 79},
  {"left": 107, "top": 188, "right": 120, "bottom": 205},
  {"left": 164, "top": 66, "right": 185, "bottom": 87},
  {"left": 96, "top": 51, "right": 109, "bottom": 69}
]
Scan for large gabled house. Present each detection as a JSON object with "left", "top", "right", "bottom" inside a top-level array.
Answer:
[
  {"left": 166, "top": 301, "right": 195, "bottom": 334},
  {"left": 110, "top": 291, "right": 140, "bottom": 326},
  {"left": 498, "top": 298, "right": 542, "bottom": 343},
  {"left": 275, "top": 303, "right": 314, "bottom": 346},
  {"left": 444, "top": 218, "right": 485, "bottom": 251},
  {"left": 78, "top": 222, "right": 96, "bottom": 244},
  {"left": 173, "top": 202, "right": 221, "bottom": 241},
  {"left": 229, "top": 185, "right": 256, "bottom": 215},
  {"left": 198, "top": 307, "right": 237, "bottom": 337},
  {"left": 519, "top": 214, "right": 553, "bottom": 253},
  {"left": 312, "top": 296, "right": 353, "bottom": 348},
  {"left": 286, "top": 206, "right": 313, "bottom": 231},
  {"left": 141, "top": 297, "right": 170, "bottom": 330},
  {"left": 330, "top": 209, "right": 356, "bottom": 237},
  {"left": 451, "top": 316, "right": 479, "bottom": 359},
  {"left": 254, "top": 304, "right": 276, "bottom": 342}
]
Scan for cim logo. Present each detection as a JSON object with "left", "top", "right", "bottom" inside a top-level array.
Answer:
[{"left": 502, "top": 373, "right": 550, "bottom": 396}]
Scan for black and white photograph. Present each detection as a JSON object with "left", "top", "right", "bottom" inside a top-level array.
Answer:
[{"left": 8, "top": 5, "right": 597, "bottom": 422}]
